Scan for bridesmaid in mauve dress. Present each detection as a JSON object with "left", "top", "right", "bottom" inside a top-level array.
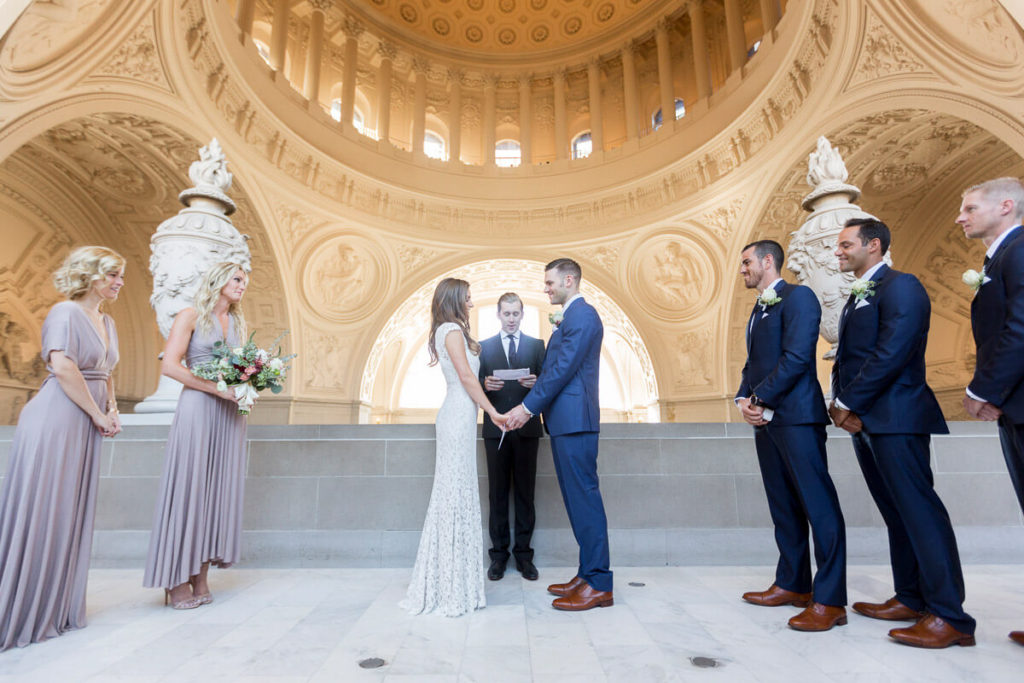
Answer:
[
  {"left": 143, "top": 262, "right": 249, "bottom": 609},
  {"left": 0, "top": 246, "right": 125, "bottom": 651}
]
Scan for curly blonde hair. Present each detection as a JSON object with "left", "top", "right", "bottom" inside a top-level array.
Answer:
[
  {"left": 52, "top": 246, "right": 126, "bottom": 300},
  {"left": 192, "top": 262, "right": 248, "bottom": 340}
]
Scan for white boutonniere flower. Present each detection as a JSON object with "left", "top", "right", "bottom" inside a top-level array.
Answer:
[
  {"left": 548, "top": 311, "right": 563, "bottom": 328},
  {"left": 850, "top": 278, "right": 876, "bottom": 302},
  {"left": 962, "top": 268, "right": 985, "bottom": 293},
  {"left": 757, "top": 289, "right": 781, "bottom": 308}
]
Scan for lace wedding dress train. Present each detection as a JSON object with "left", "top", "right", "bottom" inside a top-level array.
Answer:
[{"left": 401, "top": 322, "right": 486, "bottom": 617}]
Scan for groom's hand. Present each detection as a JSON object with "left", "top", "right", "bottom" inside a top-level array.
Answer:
[{"left": 505, "top": 404, "right": 530, "bottom": 430}]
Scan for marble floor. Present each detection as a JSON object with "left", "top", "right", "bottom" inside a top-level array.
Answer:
[{"left": 0, "top": 565, "right": 1021, "bottom": 682}]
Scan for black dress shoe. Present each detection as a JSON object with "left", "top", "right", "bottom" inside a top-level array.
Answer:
[
  {"left": 516, "top": 559, "right": 539, "bottom": 581},
  {"left": 487, "top": 557, "right": 506, "bottom": 581}
]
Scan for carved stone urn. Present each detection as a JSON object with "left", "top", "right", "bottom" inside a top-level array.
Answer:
[
  {"left": 134, "top": 139, "right": 251, "bottom": 414},
  {"left": 786, "top": 136, "right": 890, "bottom": 359}
]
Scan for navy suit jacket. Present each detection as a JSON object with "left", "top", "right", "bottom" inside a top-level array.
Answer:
[
  {"left": 478, "top": 332, "right": 545, "bottom": 438},
  {"left": 832, "top": 264, "right": 948, "bottom": 435},
  {"left": 522, "top": 298, "right": 602, "bottom": 436},
  {"left": 969, "top": 226, "right": 1024, "bottom": 422},
  {"left": 736, "top": 281, "right": 829, "bottom": 426}
]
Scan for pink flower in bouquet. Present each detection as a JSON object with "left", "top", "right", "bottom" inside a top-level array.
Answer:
[{"left": 245, "top": 365, "right": 257, "bottom": 375}]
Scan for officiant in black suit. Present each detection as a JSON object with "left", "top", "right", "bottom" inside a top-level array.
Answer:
[{"left": 479, "top": 292, "right": 545, "bottom": 581}]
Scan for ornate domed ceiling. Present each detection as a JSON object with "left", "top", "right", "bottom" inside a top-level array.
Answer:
[{"left": 355, "top": 0, "right": 677, "bottom": 56}]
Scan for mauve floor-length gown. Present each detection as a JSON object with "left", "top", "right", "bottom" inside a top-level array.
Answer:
[
  {"left": 0, "top": 300, "right": 119, "bottom": 651},
  {"left": 143, "top": 317, "right": 247, "bottom": 590}
]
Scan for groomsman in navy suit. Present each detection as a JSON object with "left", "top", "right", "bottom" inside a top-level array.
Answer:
[
  {"left": 830, "top": 217, "right": 975, "bottom": 648},
  {"left": 735, "top": 240, "right": 848, "bottom": 632},
  {"left": 478, "top": 292, "right": 545, "bottom": 582},
  {"left": 956, "top": 177, "right": 1024, "bottom": 648},
  {"left": 505, "top": 258, "right": 612, "bottom": 611}
]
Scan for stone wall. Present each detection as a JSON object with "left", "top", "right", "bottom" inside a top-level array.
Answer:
[{"left": 1, "top": 423, "right": 1021, "bottom": 568}]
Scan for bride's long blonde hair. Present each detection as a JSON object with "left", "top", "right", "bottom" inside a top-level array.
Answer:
[
  {"left": 428, "top": 278, "right": 479, "bottom": 365},
  {"left": 192, "top": 262, "right": 248, "bottom": 340}
]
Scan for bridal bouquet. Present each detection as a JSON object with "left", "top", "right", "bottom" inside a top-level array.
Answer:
[{"left": 191, "top": 331, "right": 296, "bottom": 415}]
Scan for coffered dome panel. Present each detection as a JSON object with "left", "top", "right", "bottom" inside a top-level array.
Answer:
[{"left": 361, "top": 0, "right": 662, "bottom": 56}]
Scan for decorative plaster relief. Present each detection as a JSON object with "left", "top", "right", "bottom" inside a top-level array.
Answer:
[
  {"left": 905, "top": 0, "right": 1020, "bottom": 68},
  {"left": 848, "top": 9, "right": 929, "bottom": 86},
  {"left": 299, "top": 233, "right": 390, "bottom": 322},
  {"left": 672, "top": 328, "right": 715, "bottom": 389},
  {"left": 627, "top": 231, "right": 717, "bottom": 322},
  {"left": 90, "top": 12, "right": 171, "bottom": 89},
  {"left": 1, "top": 0, "right": 118, "bottom": 72}
]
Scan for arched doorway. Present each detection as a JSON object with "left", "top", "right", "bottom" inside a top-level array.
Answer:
[{"left": 361, "top": 259, "right": 659, "bottom": 424}]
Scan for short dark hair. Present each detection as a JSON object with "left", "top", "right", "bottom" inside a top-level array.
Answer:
[
  {"left": 497, "top": 292, "right": 522, "bottom": 310},
  {"left": 545, "top": 258, "right": 582, "bottom": 282},
  {"left": 844, "top": 217, "right": 891, "bottom": 255},
  {"left": 741, "top": 240, "right": 784, "bottom": 269}
]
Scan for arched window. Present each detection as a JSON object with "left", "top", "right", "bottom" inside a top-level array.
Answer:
[
  {"left": 424, "top": 131, "right": 446, "bottom": 160},
  {"left": 652, "top": 98, "right": 686, "bottom": 130},
  {"left": 329, "top": 99, "right": 366, "bottom": 134},
  {"left": 495, "top": 139, "right": 521, "bottom": 167},
  {"left": 747, "top": 40, "right": 762, "bottom": 59},
  {"left": 253, "top": 38, "right": 272, "bottom": 67},
  {"left": 571, "top": 131, "right": 592, "bottom": 160}
]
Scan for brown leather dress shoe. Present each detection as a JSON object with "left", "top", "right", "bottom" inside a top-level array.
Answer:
[
  {"left": 548, "top": 576, "right": 585, "bottom": 597},
  {"left": 788, "top": 603, "right": 848, "bottom": 632},
  {"left": 852, "top": 596, "right": 924, "bottom": 621},
  {"left": 552, "top": 584, "right": 613, "bottom": 611},
  {"left": 1009, "top": 631, "right": 1024, "bottom": 646},
  {"left": 742, "top": 584, "right": 812, "bottom": 607},
  {"left": 888, "top": 615, "right": 975, "bottom": 648}
]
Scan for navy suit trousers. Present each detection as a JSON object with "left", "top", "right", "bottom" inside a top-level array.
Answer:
[
  {"left": 996, "top": 416, "right": 1024, "bottom": 514},
  {"left": 550, "top": 432, "right": 612, "bottom": 592},
  {"left": 851, "top": 431, "right": 975, "bottom": 635},
  {"left": 754, "top": 424, "right": 846, "bottom": 606}
]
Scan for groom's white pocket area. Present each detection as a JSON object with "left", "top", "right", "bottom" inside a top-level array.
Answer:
[{"left": 854, "top": 299, "right": 871, "bottom": 309}]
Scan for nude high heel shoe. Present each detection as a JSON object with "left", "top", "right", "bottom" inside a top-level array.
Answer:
[{"left": 164, "top": 587, "right": 203, "bottom": 610}]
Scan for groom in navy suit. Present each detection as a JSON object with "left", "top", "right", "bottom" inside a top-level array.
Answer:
[
  {"left": 956, "top": 177, "right": 1024, "bottom": 647},
  {"left": 735, "top": 240, "right": 847, "bottom": 632},
  {"left": 830, "top": 217, "right": 975, "bottom": 648},
  {"left": 505, "top": 258, "right": 612, "bottom": 611}
]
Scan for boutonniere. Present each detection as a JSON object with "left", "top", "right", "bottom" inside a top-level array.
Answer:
[
  {"left": 548, "top": 311, "right": 563, "bottom": 328},
  {"left": 757, "top": 289, "right": 781, "bottom": 308},
  {"left": 849, "top": 278, "right": 876, "bottom": 302},
  {"left": 962, "top": 268, "right": 986, "bottom": 293}
]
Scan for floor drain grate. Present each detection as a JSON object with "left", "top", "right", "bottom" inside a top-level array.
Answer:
[
  {"left": 627, "top": 582, "right": 646, "bottom": 587},
  {"left": 690, "top": 656, "right": 719, "bottom": 668},
  {"left": 358, "top": 657, "right": 386, "bottom": 669}
]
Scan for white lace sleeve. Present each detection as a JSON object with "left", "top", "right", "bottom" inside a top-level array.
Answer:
[{"left": 435, "top": 322, "right": 462, "bottom": 361}]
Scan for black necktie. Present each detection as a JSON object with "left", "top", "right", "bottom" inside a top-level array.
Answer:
[{"left": 507, "top": 335, "right": 518, "bottom": 367}]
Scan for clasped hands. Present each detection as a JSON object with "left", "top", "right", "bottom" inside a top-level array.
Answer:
[
  {"left": 963, "top": 395, "right": 1002, "bottom": 421},
  {"left": 737, "top": 397, "right": 769, "bottom": 427},
  {"left": 828, "top": 401, "right": 863, "bottom": 434}
]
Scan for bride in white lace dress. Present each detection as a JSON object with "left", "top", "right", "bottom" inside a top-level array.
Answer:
[{"left": 401, "top": 278, "right": 508, "bottom": 617}]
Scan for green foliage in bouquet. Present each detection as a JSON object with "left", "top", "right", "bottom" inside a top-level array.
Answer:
[{"left": 191, "top": 331, "right": 297, "bottom": 413}]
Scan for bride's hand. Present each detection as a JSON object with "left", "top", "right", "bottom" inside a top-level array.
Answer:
[{"left": 490, "top": 412, "right": 509, "bottom": 428}]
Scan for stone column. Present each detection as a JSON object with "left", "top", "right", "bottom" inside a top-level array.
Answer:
[
  {"left": 760, "top": 0, "right": 780, "bottom": 33},
  {"left": 137, "top": 139, "right": 252, "bottom": 414},
  {"left": 587, "top": 59, "right": 603, "bottom": 152},
  {"left": 787, "top": 137, "right": 887, "bottom": 360},
  {"left": 482, "top": 74, "right": 497, "bottom": 165},
  {"left": 412, "top": 58, "right": 429, "bottom": 156},
  {"left": 376, "top": 42, "right": 396, "bottom": 142},
  {"left": 341, "top": 15, "right": 363, "bottom": 129},
  {"left": 655, "top": 19, "right": 674, "bottom": 127},
  {"left": 518, "top": 74, "right": 532, "bottom": 165},
  {"left": 303, "top": 1, "right": 331, "bottom": 102},
  {"left": 621, "top": 41, "right": 639, "bottom": 140},
  {"left": 269, "top": 0, "right": 289, "bottom": 72},
  {"left": 553, "top": 68, "right": 568, "bottom": 160},
  {"left": 689, "top": 0, "right": 711, "bottom": 99},
  {"left": 724, "top": 0, "right": 747, "bottom": 72},
  {"left": 448, "top": 68, "right": 463, "bottom": 163},
  {"left": 236, "top": 0, "right": 256, "bottom": 35}
]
